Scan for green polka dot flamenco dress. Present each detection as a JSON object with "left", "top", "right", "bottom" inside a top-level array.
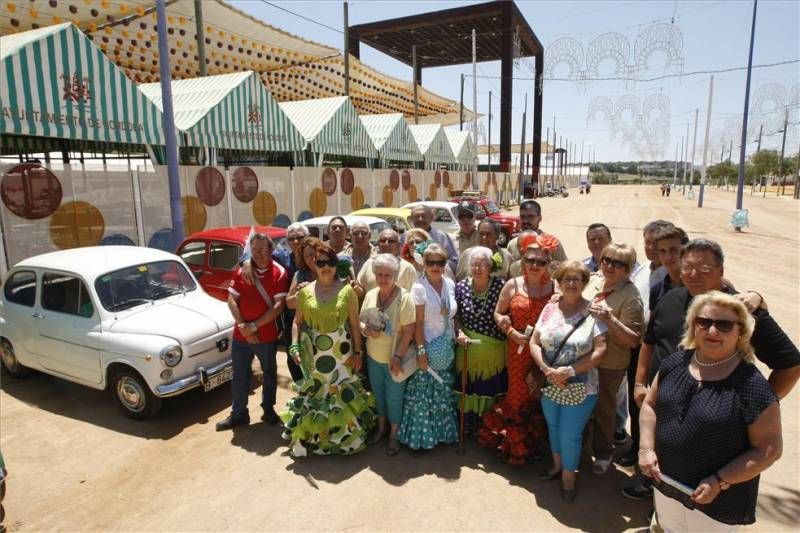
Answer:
[{"left": 281, "top": 284, "right": 375, "bottom": 456}]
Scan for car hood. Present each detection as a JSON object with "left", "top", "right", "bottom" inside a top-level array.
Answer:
[{"left": 107, "top": 296, "right": 234, "bottom": 345}]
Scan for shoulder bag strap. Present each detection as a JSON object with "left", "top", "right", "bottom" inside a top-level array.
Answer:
[
  {"left": 253, "top": 273, "right": 274, "bottom": 309},
  {"left": 545, "top": 313, "right": 590, "bottom": 366}
]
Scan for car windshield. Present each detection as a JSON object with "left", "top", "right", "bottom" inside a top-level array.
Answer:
[
  {"left": 485, "top": 201, "right": 501, "bottom": 214},
  {"left": 95, "top": 260, "right": 196, "bottom": 312}
]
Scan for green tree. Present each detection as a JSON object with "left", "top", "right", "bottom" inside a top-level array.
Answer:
[
  {"left": 708, "top": 161, "right": 737, "bottom": 185},
  {"left": 749, "top": 149, "right": 780, "bottom": 179}
]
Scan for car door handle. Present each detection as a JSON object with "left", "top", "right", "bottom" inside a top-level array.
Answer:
[{"left": 32, "top": 312, "right": 45, "bottom": 319}]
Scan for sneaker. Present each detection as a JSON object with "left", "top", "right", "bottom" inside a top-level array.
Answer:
[
  {"left": 616, "top": 452, "right": 637, "bottom": 467},
  {"left": 261, "top": 408, "right": 280, "bottom": 426},
  {"left": 592, "top": 457, "right": 612, "bottom": 475},
  {"left": 622, "top": 483, "right": 654, "bottom": 501},
  {"left": 215, "top": 414, "right": 250, "bottom": 431},
  {"left": 613, "top": 430, "right": 628, "bottom": 445}
]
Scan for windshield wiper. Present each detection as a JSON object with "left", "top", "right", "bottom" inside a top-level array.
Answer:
[{"left": 107, "top": 298, "right": 152, "bottom": 312}]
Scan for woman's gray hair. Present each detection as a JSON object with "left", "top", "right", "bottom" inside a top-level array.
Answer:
[
  {"left": 422, "top": 243, "right": 448, "bottom": 262},
  {"left": 372, "top": 253, "right": 401, "bottom": 278},
  {"left": 469, "top": 246, "right": 493, "bottom": 265},
  {"left": 286, "top": 222, "right": 309, "bottom": 236}
]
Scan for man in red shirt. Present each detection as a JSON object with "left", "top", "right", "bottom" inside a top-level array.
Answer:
[{"left": 216, "top": 233, "right": 288, "bottom": 431}]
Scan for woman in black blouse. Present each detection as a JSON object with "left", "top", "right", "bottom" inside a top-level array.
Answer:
[{"left": 639, "top": 291, "right": 782, "bottom": 530}]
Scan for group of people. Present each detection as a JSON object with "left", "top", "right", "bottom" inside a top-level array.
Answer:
[
  {"left": 660, "top": 183, "right": 672, "bottom": 196},
  {"left": 216, "top": 199, "right": 799, "bottom": 531}
]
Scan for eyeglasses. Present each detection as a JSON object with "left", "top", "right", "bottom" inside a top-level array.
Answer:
[
  {"left": 470, "top": 262, "right": 490, "bottom": 269},
  {"left": 560, "top": 277, "right": 583, "bottom": 285},
  {"left": 681, "top": 263, "right": 716, "bottom": 274},
  {"left": 601, "top": 256, "right": 628, "bottom": 270},
  {"left": 315, "top": 258, "right": 338, "bottom": 268},
  {"left": 694, "top": 316, "right": 740, "bottom": 333},
  {"left": 287, "top": 236, "right": 304, "bottom": 242},
  {"left": 352, "top": 231, "right": 369, "bottom": 237},
  {"left": 425, "top": 259, "right": 447, "bottom": 267},
  {"left": 379, "top": 237, "right": 398, "bottom": 244},
  {"left": 329, "top": 225, "right": 346, "bottom": 232},
  {"left": 524, "top": 257, "right": 549, "bottom": 267}
]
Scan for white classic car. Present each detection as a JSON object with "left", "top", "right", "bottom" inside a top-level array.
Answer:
[{"left": 0, "top": 246, "right": 235, "bottom": 419}]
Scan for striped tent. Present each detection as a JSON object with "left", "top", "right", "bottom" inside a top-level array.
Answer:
[
  {"left": 408, "top": 124, "right": 456, "bottom": 168},
  {"left": 278, "top": 96, "right": 378, "bottom": 160},
  {"left": 445, "top": 130, "right": 476, "bottom": 169},
  {"left": 139, "top": 71, "right": 305, "bottom": 152},
  {"left": 1, "top": 23, "right": 165, "bottom": 146},
  {"left": 359, "top": 113, "right": 423, "bottom": 165}
]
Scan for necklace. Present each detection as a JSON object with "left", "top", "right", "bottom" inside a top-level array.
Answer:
[
  {"left": 471, "top": 278, "right": 491, "bottom": 314},
  {"left": 693, "top": 351, "right": 740, "bottom": 368}
]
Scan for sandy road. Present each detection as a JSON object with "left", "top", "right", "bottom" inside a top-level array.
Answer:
[{"left": 1, "top": 184, "right": 798, "bottom": 532}]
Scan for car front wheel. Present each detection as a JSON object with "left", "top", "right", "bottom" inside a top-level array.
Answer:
[
  {"left": 0, "top": 339, "right": 30, "bottom": 378},
  {"left": 110, "top": 368, "right": 162, "bottom": 419}
]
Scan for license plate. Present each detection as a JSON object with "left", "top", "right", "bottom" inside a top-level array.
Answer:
[{"left": 203, "top": 367, "right": 233, "bottom": 392}]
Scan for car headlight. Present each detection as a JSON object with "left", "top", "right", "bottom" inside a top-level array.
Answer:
[{"left": 160, "top": 345, "right": 183, "bottom": 367}]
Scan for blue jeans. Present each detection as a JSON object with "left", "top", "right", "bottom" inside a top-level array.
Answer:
[
  {"left": 541, "top": 393, "right": 598, "bottom": 472},
  {"left": 230, "top": 340, "right": 278, "bottom": 419},
  {"left": 367, "top": 357, "right": 405, "bottom": 425}
]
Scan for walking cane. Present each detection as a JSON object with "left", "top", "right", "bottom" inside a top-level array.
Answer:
[{"left": 458, "top": 339, "right": 480, "bottom": 455}]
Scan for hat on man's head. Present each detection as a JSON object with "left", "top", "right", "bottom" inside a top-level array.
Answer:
[{"left": 457, "top": 202, "right": 475, "bottom": 219}]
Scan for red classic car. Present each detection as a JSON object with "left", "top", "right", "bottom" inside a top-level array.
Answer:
[
  {"left": 450, "top": 194, "right": 520, "bottom": 247},
  {"left": 176, "top": 226, "right": 287, "bottom": 301}
]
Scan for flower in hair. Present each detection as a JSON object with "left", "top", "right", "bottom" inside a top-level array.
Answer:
[
  {"left": 491, "top": 251, "right": 503, "bottom": 273},
  {"left": 537, "top": 234, "right": 560, "bottom": 253}
]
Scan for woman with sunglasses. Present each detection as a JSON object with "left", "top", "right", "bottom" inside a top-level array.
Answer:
[
  {"left": 285, "top": 237, "right": 322, "bottom": 310},
  {"left": 402, "top": 228, "right": 456, "bottom": 280},
  {"left": 478, "top": 233, "right": 555, "bottom": 465},
  {"left": 582, "top": 242, "right": 644, "bottom": 475},
  {"left": 282, "top": 241, "right": 374, "bottom": 456},
  {"left": 639, "top": 291, "right": 781, "bottom": 530},
  {"left": 397, "top": 243, "right": 459, "bottom": 451}
]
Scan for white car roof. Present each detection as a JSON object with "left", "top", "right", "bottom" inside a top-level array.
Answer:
[
  {"left": 301, "top": 215, "right": 387, "bottom": 226},
  {"left": 403, "top": 201, "right": 459, "bottom": 210},
  {"left": 14, "top": 246, "right": 181, "bottom": 280}
]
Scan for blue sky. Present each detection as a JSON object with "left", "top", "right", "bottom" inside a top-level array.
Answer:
[{"left": 230, "top": 0, "right": 799, "bottom": 163}]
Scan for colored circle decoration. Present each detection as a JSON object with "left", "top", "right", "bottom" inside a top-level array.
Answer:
[
  {"left": 407, "top": 184, "right": 418, "bottom": 203},
  {"left": 389, "top": 169, "right": 400, "bottom": 191},
  {"left": 340, "top": 168, "right": 354, "bottom": 195},
  {"left": 442, "top": 170, "right": 450, "bottom": 187},
  {"left": 99, "top": 234, "right": 136, "bottom": 246},
  {"left": 148, "top": 229, "right": 174, "bottom": 252},
  {"left": 1, "top": 163, "right": 62, "bottom": 220},
  {"left": 195, "top": 167, "right": 225, "bottom": 206},
  {"left": 272, "top": 214, "right": 291, "bottom": 228},
  {"left": 297, "top": 210, "right": 314, "bottom": 222},
  {"left": 309, "top": 187, "right": 327, "bottom": 216},
  {"left": 350, "top": 186, "right": 365, "bottom": 210},
  {"left": 382, "top": 185, "right": 393, "bottom": 207},
  {"left": 321, "top": 167, "right": 337, "bottom": 196},
  {"left": 433, "top": 170, "right": 442, "bottom": 187},
  {"left": 252, "top": 191, "right": 277, "bottom": 225},
  {"left": 181, "top": 195, "right": 207, "bottom": 235},
  {"left": 49, "top": 201, "right": 105, "bottom": 250},
  {"left": 428, "top": 183, "right": 438, "bottom": 201},
  {"left": 401, "top": 169, "right": 412, "bottom": 191},
  {"left": 315, "top": 335, "right": 334, "bottom": 351},
  {"left": 315, "top": 354, "right": 336, "bottom": 373},
  {"left": 232, "top": 166, "right": 259, "bottom": 203},
  {"left": 465, "top": 172, "right": 472, "bottom": 188}
]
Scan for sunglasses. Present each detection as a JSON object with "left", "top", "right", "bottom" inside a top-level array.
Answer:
[
  {"left": 694, "top": 316, "right": 740, "bottom": 333},
  {"left": 379, "top": 237, "right": 398, "bottom": 244},
  {"left": 287, "top": 236, "right": 305, "bottom": 242},
  {"left": 560, "top": 277, "right": 583, "bottom": 285},
  {"left": 351, "top": 231, "right": 369, "bottom": 237},
  {"left": 681, "top": 263, "right": 715, "bottom": 274},
  {"left": 426, "top": 259, "right": 447, "bottom": 267},
  {"left": 315, "top": 258, "right": 338, "bottom": 268},
  {"left": 524, "top": 257, "right": 549, "bottom": 267},
  {"left": 601, "top": 256, "right": 628, "bottom": 270}
]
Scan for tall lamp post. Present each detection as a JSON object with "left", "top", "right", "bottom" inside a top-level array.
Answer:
[{"left": 734, "top": 0, "right": 759, "bottom": 231}]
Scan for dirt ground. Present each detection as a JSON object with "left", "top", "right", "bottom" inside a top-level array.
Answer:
[{"left": 1, "top": 184, "right": 798, "bottom": 532}]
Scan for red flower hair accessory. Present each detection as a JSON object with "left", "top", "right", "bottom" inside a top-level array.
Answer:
[{"left": 536, "top": 233, "right": 560, "bottom": 253}]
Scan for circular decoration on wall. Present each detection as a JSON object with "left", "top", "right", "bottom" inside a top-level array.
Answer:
[
  {"left": 297, "top": 210, "right": 314, "bottom": 222},
  {"left": 442, "top": 170, "right": 450, "bottom": 187},
  {"left": 309, "top": 187, "right": 327, "bottom": 216},
  {"left": 195, "top": 167, "right": 225, "bottom": 206},
  {"left": 272, "top": 214, "right": 291, "bottom": 228},
  {"left": 232, "top": 166, "right": 259, "bottom": 203},
  {"left": 465, "top": 172, "right": 472, "bottom": 188},
  {"left": 321, "top": 167, "right": 337, "bottom": 196},
  {"left": 434, "top": 170, "right": 442, "bottom": 187},
  {"left": 389, "top": 169, "right": 400, "bottom": 191},
  {"left": 252, "top": 191, "right": 277, "bottom": 225},
  {"left": 148, "top": 228, "right": 174, "bottom": 252},
  {"left": 428, "top": 183, "right": 438, "bottom": 201},
  {"left": 401, "top": 169, "right": 411, "bottom": 191},
  {"left": 340, "top": 168, "right": 354, "bottom": 195},
  {"left": 382, "top": 185, "right": 393, "bottom": 207},
  {"left": 350, "top": 186, "right": 365, "bottom": 210},
  {"left": 100, "top": 234, "right": 136, "bottom": 246},
  {"left": 407, "top": 184, "right": 418, "bottom": 203},
  {"left": 49, "top": 201, "right": 105, "bottom": 250},
  {"left": 181, "top": 195, "right": 207, "bottom": 235},
  {"left": 1, "top": 163, "right": 62, "bottom": 219}
]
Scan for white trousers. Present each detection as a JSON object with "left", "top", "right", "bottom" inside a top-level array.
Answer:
[{"left": 653, "top": 490, "right": 739, "bottom": 533}]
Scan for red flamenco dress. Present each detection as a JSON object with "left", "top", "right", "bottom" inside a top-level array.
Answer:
[{"left": 478, "top": 288, "right": 549, "bottom": 465}]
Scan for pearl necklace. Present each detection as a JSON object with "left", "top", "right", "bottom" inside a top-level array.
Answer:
[{"left": 693, "top": 351, "right": 740, "bottom": 368}]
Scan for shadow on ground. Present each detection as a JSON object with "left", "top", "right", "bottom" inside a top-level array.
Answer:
[{"left": 757, "top": 482, "right": 800, "bottom": 527}]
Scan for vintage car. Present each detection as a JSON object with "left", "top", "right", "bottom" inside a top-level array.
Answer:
[
  {"left": 0, "top": 246, "right": 235, "bottom": 419},
  {"left": 176, "top": 225, "right": 287, "bottom": 302},
  {"left": 449, "top": 193, "right": 520, "bottom": 247},
  {"left": 349, "top": 207, "right": 412, "bottom": 235},
  {"left": 300, "top": 215, "right": 390, "bottom": 244},
  {"left": 402, "top": 201, "right": 461, "bottom": 234}
]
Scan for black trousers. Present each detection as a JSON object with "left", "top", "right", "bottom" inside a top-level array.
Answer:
[{"left": 627, "top": 346, "right": 641, "bottom": 451}]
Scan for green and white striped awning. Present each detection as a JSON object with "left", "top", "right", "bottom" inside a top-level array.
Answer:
[
  {"left": 139, "top": 71, "right": 305, "bottom": 152},
  {"left": 278, "top": 96, "right": 378, "bottom": 159},
  {"left": 445, "top": 130, "right": 476, "bottom": 167},
  {"left": 359, "top": 113, "right": 423, "bottom": 163},
  {"left": 1, "top": 23, "right": 165, "bottom": 146},
  {"left": 408, "top": 124, "right": 456, "bottom": 166}
]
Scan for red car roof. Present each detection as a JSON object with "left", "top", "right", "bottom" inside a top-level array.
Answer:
[{"left": 180, "top": 225, "right": 287, "bottom": 246}]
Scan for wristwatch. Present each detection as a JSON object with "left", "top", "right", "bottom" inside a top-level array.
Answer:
[{"left": 714, "top": 472, "right": 731, "bottom": 490}]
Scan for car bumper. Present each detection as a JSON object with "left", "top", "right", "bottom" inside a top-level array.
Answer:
[{"left": 154, "top": 358, "right": 233, "bottom": 398}]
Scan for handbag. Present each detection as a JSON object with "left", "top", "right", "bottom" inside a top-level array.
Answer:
[
  {"left": 540, "top": 314, "right": 590, "bottom": 405},
  {"left": 390, "top": 344, "right": 418, "bottom": 383}
]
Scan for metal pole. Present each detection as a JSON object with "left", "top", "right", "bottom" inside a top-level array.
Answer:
[
  {"left": 193, "top": 0, "right": 207, "bottom": 76},
  {"left": 343, "top": 1, "right": 349, "bottom": 96},
  {"left": 544, "top": 126, "right": 550, "bottom": 191},
  {"left": 752, "top": 124, "right": 763, "bottom": 194},
  {"left": 794, "top": 142, "right": 800, "bottom": 199},
  {"left": 682, "top": 124, "right": 689, "bottom": 193},
  {"left": 689, "top": 109, "right": 699, "bottom": 190},
  {"left": 552, "top": 116, "right": 556, "bottom": 187},
  {"left": 736, "top": 0, "right": 759, "bottom": 224},
  {"left": 472, "top": 32, "right": 478, "bottom": 183},
  {"left": 699, "top": 76, "right": 714, "bottom": 207},
  {"left": 673, "top": 141, "right": 679, "bottom": 186},
  {"left": 488, "top": 90, "right": 492, "bottom": 173},
  {"left": 677, "top": 136, "right": 684, "bottom": 186},
  {"left": 579, "top": 141, "right": 584, "bottom": 184},
  {"left": 459, "top": 73, "right": 464, "bottom": 131},
  {"left": 412, "top": 45, "right": 418, "bottom": 124},
  {"left": 156, "top": 0, "right": 184, "bottom": 248},
  {"left": 778, "top": 107, "right": 789, "bottom": 195},
  {"left": 518, "top": 93, "right": 528, "bottom": 200}
]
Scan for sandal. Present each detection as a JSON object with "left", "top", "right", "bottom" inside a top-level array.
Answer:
[{"left": 386, "top": 439, "right": 401, "bottom": 456}]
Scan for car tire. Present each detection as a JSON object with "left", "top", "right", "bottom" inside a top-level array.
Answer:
[
  {"left": 0, "top": 338, "right": 31, "bottom": 378},
  {"left": 498, "top": 230, "right": 510, "bottom": 248},
  {"left": 110, "top": 367, "right": 162, "bottom": 419}
]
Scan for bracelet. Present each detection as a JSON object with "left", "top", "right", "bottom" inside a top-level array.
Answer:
[
  {"left": 634, "top": 382, "right": 647, "bottom": 388},
  {"left": 416, "top": 344, "right": 427, "bottom": 355},
  {"left": 638, "top": 448, "right": 656, "bottom": 457}
]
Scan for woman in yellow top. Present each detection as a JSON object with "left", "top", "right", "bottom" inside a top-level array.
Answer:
[
  {"left": 282, "top": 242, "right": 375, "bottom": 457},
  {"left": 360, "top": 254, "right": 416, "bottom": 456}
]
